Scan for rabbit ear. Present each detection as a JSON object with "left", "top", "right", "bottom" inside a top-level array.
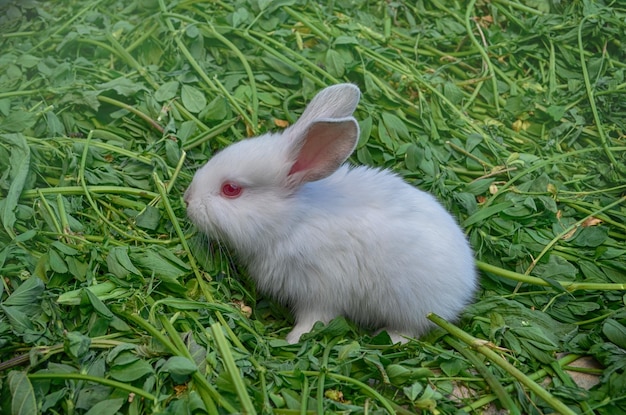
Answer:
[
  {"left": 285, "top": 84, "right": 361, "bottom": 185},
  {"left": 294, "top": 84, "right": 360, "bottom": 128},
  {"left": 287, "top": 118, "right": 359, "bottom": 184}
]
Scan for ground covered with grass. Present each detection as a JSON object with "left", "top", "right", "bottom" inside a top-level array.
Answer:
[{"left": 1, "top": 0, "right": 625, "bottom": 413}]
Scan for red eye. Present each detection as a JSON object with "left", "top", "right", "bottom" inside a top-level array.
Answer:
[{"left": 221, "top": 182, "right": 242, "bottom": 198}]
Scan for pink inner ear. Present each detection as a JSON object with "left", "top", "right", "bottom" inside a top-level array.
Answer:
[
  {"left": 287, "top": 121, "right": 357, "bottom": 183},
  {"left": 287, "top": 133, "right": 328, "bottom": 176},
  {"left": 287, "top": 160, "right": 306, "bottom": 176}
]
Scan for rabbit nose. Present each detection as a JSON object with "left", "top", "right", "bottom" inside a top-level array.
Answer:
[{"left": 183, "top": 189, "right": 190, "bottom": 206}]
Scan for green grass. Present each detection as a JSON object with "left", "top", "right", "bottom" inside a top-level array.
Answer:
[{"left": 1, "top": 0, "right": 626, "bottom": 414}]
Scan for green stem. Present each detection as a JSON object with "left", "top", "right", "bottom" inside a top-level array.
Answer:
[
  {"left": 300, "top": 375, "right": 310, "bottom": 415},
  {"left": 465, "top": 0, "right": 500, "bottom": 113},
  {"left": 285, "top": 371, "right": 398, "bottom": 415},
  {"left": 97, "top": 95, "right": 164, "bottom": 133},
  {"left": 28, "top": 373, "right": 158, "bottom": 403},
  {"left": 152, "top": 172, "right": 210, "bottom": 299},
  {"left": 577, "top": 14, "right": 621, "bottom": 170},
  {"left": 492, "top": 0, "right": 544, "bottom": 15},
  {"left": 317, "top": 337, "right": 339, "bottom": 414},
  {"left": 477, "top": 260, "right": 626, "bottom": 291},
  {"left": 211, "top": 323, "right": 257, "bottom": 415},
  {"left": 445, "top": 337, "right": 521, "bottom": 415},
  {"left": 21, "top": 186, "right": 159, "bottom": 200},
  {"left": 462, "top": 354, "right": 583, "bottom": 412}
]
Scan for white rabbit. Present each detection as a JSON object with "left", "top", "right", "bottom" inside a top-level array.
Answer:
[{"left": 184, "top": 84, "right": 477, "bottom": 344}]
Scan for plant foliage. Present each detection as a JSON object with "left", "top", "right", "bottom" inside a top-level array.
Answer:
[{"left": 0, "top": 0, "right": 625, "bottom": 414}]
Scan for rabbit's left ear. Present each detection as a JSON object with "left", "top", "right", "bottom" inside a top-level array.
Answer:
[{"left": 287, "top": 118, "right": 359, "bottom": 184}]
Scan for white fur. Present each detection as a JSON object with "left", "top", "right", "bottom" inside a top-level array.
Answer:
[{"left": 185, "top": 84, "right": 477, "bottom": 344}]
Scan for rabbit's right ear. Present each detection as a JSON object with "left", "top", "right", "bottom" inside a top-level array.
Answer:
[
  {"left": 295, "top": 84, "right": 360, "bottom": 127},
  {"left": 284, "top": 84, "right": 361, "bottom": 185},
  {"left": 287, "top": 118, "right": 359, "bottom": 185}
]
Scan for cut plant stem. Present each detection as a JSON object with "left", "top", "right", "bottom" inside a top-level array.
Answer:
[
  {"left": 477, "top": 261, "right": 626, "bottom": 291},
  {"left": 445, "top": 337, "right": 521, "bottom": 415}
]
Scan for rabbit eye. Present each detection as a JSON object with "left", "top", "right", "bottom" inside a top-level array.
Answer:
[{"left": 221, "top": 182, "right": 242, "bottom": 198}]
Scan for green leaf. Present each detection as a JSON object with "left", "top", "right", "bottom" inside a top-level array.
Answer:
[
  {"left": 106, "top": 247, "right": 142, "bottom": 278},
  {"left": 0, "top": 98, "right": 10, "bottom": 116},
  {"left": 1, "top": 306, "right": 34, "bottom": 332},
  {"left": 231, "top": 7, "right": 251, "bottom": 27},
  {"left": 513, "top": 326, "right": 558, "bottom": 349},
  {"left": 464, "top": 178, "right": 495, "bottom": 196},
  {"left": 131, "top": 245, "right": 190, "bottom": 278},
  {"left": 336, "top": 341, "right": 361, "bottom": 360},
  {"left": 177, "top": 120, "right": 197, "bottom": 142},
  {"left": 107, "top": 345, "right": 138, "bottom": 363},
  {"left": 202, "top": 97, "right": 231, "bottom": 121},
  {"left": 603, "top": 319, "right": 626, "bottom": 349},
  {"left": 181, "top": 84, "right": 207, "bottom": 113},
  {"left": 165, "top": 138, "right": 181, "bottom": 166},
  {"left": 405, "top": 143, "right": 420, "bottom": 171},
  {"left": 161, "top": 356, "right": 198, "bottom": 376},
  {"left": 334, "top": 35, "right": 359, "bottom": 45},
  {"left": 566, "top": 301, "right": 600, "bottom": 315},
  {"left": 84, "top": 398, "right": 125, "bottom": 415},
  {"left": 65, "top": 331, "right": 91, "bottom": 359},
  {"left": 440, "top": 358, "right": 466, "bottom": 376},
  {"left": 570, "top": 226, "right": 609, "bottom": 247},
  {"left": 443, "top": 82, "right": 464, "bottom": 105},
  {"left": 578, "top": 260, "right": 607, "bottom": 282},
  {"left": 8, "top": 371, "right": 37, "bottom": 415},
  {"left": 154, "top": 80, "right": 179, "bottom": 102},
  {"left": 51, "top": 241, "right": 80, "bottom": 256},
  {"left": 135, "top": 205, "right": 160, "bottom": 230},
  {"left": 0, "top": 133, "right": 30, "bottom": 238},
  {"left": 45, "top": 111, "right": 65, "bottom": 136},
  {"left": 463, "top": 202, "right": 514, "bottom": 227},
  {"left": 382, "top": 112, "right": 410, "bottom": 141},
  {"left": 16, "top": 54, "right": 40, "bottom": 68},
  {"left": 303, "top": 316, "right": 352, "bottom": 340},
  {"left": 85, "top": 288, "right": 114, "bottom": 319},
  {"left": 151, "top": 245, "right": 191, "bottom": 270},
  {"left": 48, "top": 247, "right": 69, "bottom": 273},
  {"left": 0, "top": 111, "right": 37, "bottom": 132},
  {"left": 325, "top": 49, "right": 345, "bottom": 78},
  {"left": 109, "top": 358, "right": 154, "bottom": 382},
  {"left": 532, "top": 255, "right": 577, "bottom": 280},
  {"left": 466, "top": 297, "right": 577, "bottom": 349},
  {"left": 57, "top": 281, "right": 118, "bottom": 305},
  {"left": 545, "top": 105, "right": 566, "bottom": 121},
  {"left": 3, "top": 276, "right": 44, "bottom": 307},
  {"left": 357, "top": 116, "right": 372, "bottom": 148},
  {"left": 403, "top": 382, "right": 424, "bottom": 402},
  {"left": 41, "top": 389, "right": 68, "bottom": 412},
  {"left": 97, "top": 77, "right": 146, "bottom": 96}
]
